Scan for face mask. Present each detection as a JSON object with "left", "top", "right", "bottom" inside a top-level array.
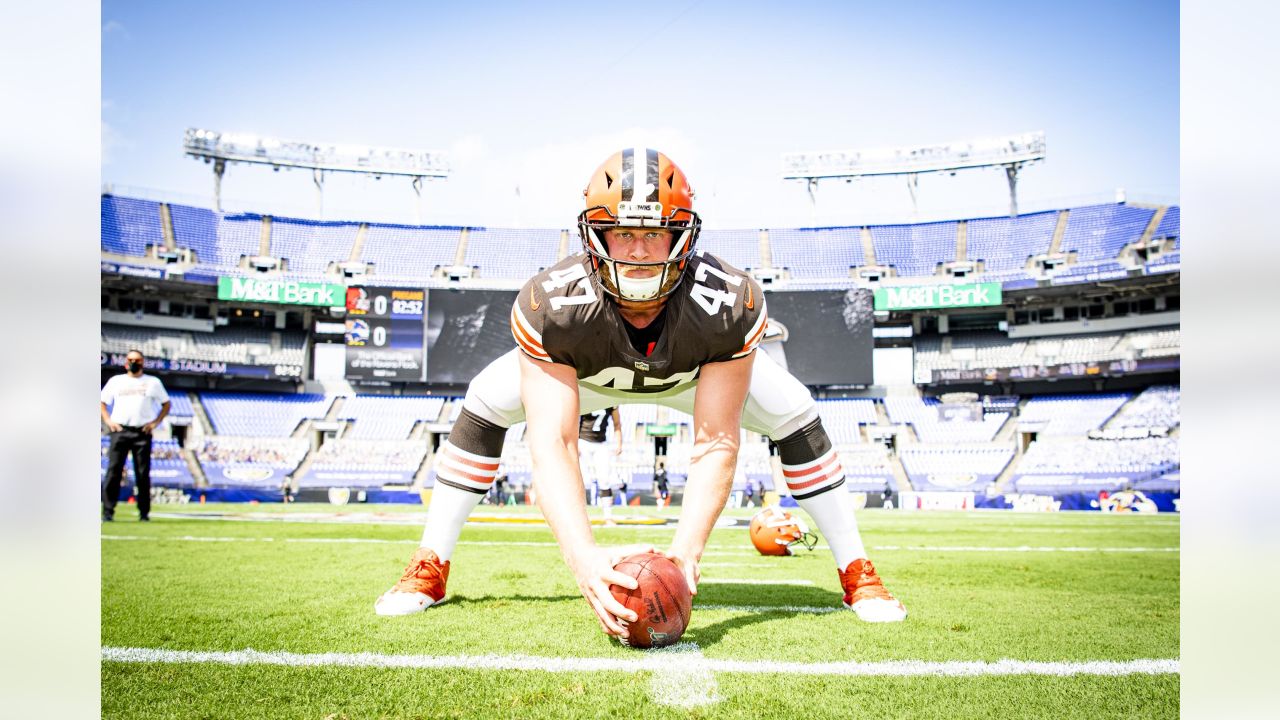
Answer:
[{"left": 127, "top": 362, "right": 143, "bottom": 373}]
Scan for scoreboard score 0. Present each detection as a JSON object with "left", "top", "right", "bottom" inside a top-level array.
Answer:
[{"left": 344, "top": 286, "right": 426, "bottom": 381}]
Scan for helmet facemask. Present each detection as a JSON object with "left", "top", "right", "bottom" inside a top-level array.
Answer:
[{"left": 577, "top": 202, "right": 701, "bottom": 302}]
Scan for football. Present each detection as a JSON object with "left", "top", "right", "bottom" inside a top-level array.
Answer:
[{"left": 609, "top": 552, "right": 692, "bottom": 649}]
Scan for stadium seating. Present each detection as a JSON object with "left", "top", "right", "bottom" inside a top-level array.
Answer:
[
  {"left": 100, "top": 436, "right": 190, "bottom": 485},
  {"left": 102, "top": 196, "right": 163, "bottom": 256},
  {"left": 269, "top": 218, "right": 360, "bottom": 279},
  {"left": 768, "top": 227, "right": 865, "bottom": 279},
  {"left": 302, "top": 439, "right": 428, "bottom": 488},
  {"left": 815, "top": 398, "right": 878, "bottom": 444},
  {"left": 167, "top": 203, "right": 219, "bottom": 264},
  {"left": 200, "top": 393, "right": 332, "bottom": 437},
  {"left": 965, "top": 210, "right": 1058, "bottom": 272},
  {"left": 899, "top": 444, "right": 1015, "bottom": 490},
  {"left": 102, "top": 324, "right": 306, "bottom": 367},
  {"left": 337, "top": 395, "right": 446, "bottom": 440},
  {"left": 884, "top": 396, "right": 1009, "bottom": 443},
  {"left": 1014, "top": 437, "right": 1179, "bottom": 491},
  {"left": 464, "top": 228, "right": 562, "bottom": 279},
  {"left": 698, "top": 229, "right": 763, "bottom": 271},
  {"left": 1058, "top": 204, "right": 1155, "bottom": 262},
  {"left": 103, "top": 196, "right": 1180, "bottom": 284},
  {"left": 1107, "top": 385, "right": 1180, "bottom": 429},
  {"left": 194, "top": 436, "right": 309, "bottom": 487},
  {"left": 166, "top": 393, "right": 194, "bottom": 419},
  {"left": 870, "top": 221, "right": 958, "bottom": 277},
  {"left": 1018, "top": 394, "right": 1130, "bottom": 436},
  {"left": 1153, "top": 205, "right": 1179, "bottom": 248},
  {"left": 360, "top": 224, "right": 460, "bottom": 281}
]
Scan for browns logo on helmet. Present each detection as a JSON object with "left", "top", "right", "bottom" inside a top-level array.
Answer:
[
  {"left": 749, "top": 505, "right": 818, "bottom": 556},
  {"left": 577, "top": 147, "right": 701, "bottom": 302}
]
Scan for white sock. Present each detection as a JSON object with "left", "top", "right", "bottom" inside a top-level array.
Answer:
[
  {"left": 419, "top": 482, "right": 485, "bottom": 562},
  {"left": 793, "top": 486, "right": 867, "bottom": 570}
]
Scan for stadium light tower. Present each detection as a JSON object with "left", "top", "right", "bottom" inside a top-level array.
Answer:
[
  {"left": 782, "top": 131, "right": 1046, "bottom": 219},
  {"left": 183, "top": 128, "right": 451, "bottom": 220}
]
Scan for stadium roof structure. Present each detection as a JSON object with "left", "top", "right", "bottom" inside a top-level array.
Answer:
[
  {"left": 782, "top": 131, "right": 1046, "bottom": 218},
  {"left": 183, "top": 128, "right": 450, "bottom": 219}
]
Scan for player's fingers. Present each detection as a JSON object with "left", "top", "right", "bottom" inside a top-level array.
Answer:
[
  {"left": 595, "top": 580, "right": 638, "bottom": 623},
  {"left": 685, "top": 564, "right": 699, "bottom": 596},
  {"left": 584, "top": 588, "right": 625, "bottom": 636},
  {"left": 603, "top": 568, "right": 639, "bottom": 592}
]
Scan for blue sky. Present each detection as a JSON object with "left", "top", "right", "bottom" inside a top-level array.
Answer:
[{"left": 102, "top": 1, "right": 1179, "bottom": 228}]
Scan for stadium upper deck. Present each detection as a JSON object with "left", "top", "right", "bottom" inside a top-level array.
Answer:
[{"left": 101, "top": 195, "right": 1180, "bottom": 288}]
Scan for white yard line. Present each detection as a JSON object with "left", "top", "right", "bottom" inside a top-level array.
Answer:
[
  {"left": 101, "top": 646, "right": 1178, "bottom": 678},
  {"left": 101, "top": 535, "right": 1179, "bottom": 553},
  {"left": 872, "top": 545, "right": 1179, "bottom": 553}
]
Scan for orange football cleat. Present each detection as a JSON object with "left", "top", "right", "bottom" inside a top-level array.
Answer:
[
  {"left": 374, "top": 547, "right": 450, "bottom": 616},
  {"left": 838, "top": 558, "right": 907, "bottom": 623}
]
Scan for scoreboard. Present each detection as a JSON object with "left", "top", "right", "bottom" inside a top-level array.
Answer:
[{"left": 344, "top": 286, "right": 426, "bottom": 381}]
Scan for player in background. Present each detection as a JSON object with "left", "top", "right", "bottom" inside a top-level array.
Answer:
[
  {"left": 375, "top": 148, "right": 906, "bottom": 636},
  {"left": 578, "top": 407, "right": 624, "bottom": 525}
]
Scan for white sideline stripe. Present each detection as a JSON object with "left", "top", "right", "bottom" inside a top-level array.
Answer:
[
  {"left": 699, "top": 578, "right": 814, "bottom": 586},
  {"left": 100, "top": 536, "right": 1179, "bottom": 553},
  {"left": 873, "top": 545, "right": 1180, "bottom": 553},
  {"left": 101, "top": 647, "right": 1178, "bottom": 678}
]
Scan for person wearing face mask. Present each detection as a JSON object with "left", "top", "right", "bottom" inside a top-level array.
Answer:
[{"left": 100, "top": 349, "right": 171, "bottom": 522}]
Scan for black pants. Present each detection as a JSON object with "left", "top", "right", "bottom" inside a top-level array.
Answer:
[{"left": 103, "top": 427, "right": 152, "bottom": 519}]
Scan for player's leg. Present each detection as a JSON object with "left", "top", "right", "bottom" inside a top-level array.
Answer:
[
  {"left": 133, "top": 432, "right": 153, "bottom": 521},
  {"left": 375, "top": 351, "right": 522, "bottom": 616},
  {"left": 102, "top": 431, "right": 129, "bottom": 521},
  {"left": 742, "top": 351, "right": 906, "bottom": 622}
]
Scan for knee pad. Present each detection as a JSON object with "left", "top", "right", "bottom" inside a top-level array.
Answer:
[
  {"left": 434, "top": 408, "right": 507, "bottom": 495},
  {"left": 774, "top": 417, "right": 844, "bottom": 500}
]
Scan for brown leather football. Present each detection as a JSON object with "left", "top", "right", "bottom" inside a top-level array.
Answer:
[{"left": 609, "top": 552, "right": 692, "bottom": 649}]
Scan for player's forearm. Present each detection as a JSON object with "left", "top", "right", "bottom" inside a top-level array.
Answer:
[
  {"left": 669, "top": 438, "right": 738, "bottom": 559},
  {"left": 531, "top": 439, "right": 596, "bottom": 566},
  {"left": 100, "top": 404, "right": 114, "bottom": 425}
]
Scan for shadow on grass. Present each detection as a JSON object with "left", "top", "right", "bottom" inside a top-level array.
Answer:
[{"left": 686, "top": 583, "right": 845, "bottom": 647}]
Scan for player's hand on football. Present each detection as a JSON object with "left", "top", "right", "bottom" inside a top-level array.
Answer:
[
  {"left": 571, "top": 543, "right": 656, "bottom": 639},
  {"left": 663, "top": 548, "right": 702, "bottom": 596}
]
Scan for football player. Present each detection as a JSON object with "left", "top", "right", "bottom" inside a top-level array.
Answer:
[
  {"left": 375, "top": 148, "right": 906, "bottom": 635},
  {"left": 578, "top": 407, "right": 624, "bottom": 525}
]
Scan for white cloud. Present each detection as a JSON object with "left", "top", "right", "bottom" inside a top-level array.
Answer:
[{"left": 102, "top": 20, "right": 127, "bottom": 38}]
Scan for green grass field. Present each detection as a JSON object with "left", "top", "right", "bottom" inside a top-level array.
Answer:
[{"left": 101, "top": 503, "right": 1179, "bottom": 719}]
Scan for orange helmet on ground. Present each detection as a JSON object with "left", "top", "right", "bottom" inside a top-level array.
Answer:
[
  {"left": 749, "top": 505, "right": 818, "bottom": 556},
  {"left": 577, "top": 147, "right": 701, "bottom": 302}
]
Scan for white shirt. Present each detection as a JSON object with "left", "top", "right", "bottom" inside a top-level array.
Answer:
[{"left": 101, "top": 373, "right": 170, "bottom": 426}]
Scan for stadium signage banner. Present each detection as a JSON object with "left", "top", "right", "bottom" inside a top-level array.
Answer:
[
  {"left": 101, "top": 352, "right": 302, "bottom": 380},
  {"left": 930, "top": 356, "right": 1179, "bottom": 384},
  {"left": 217, "top": 277, "right": 346, "bottom": 306},
  {"left": 102, "top": 261, "right": 168, "bottom": 279},
  {"left": 873, "top": 282, "right": 1002, "bottom": 311}
]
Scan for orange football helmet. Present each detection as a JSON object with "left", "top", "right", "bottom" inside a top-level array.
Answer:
[
  {"left": 749, "top": 505, "right": 818, "bottom": 556},
  {"left": 577, "top": 147, "right": 701, "bottom": 302}
]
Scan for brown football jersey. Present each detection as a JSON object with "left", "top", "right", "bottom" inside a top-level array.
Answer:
[{"left": 510, "top": 251, "right": 766, "bottom": 394}]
